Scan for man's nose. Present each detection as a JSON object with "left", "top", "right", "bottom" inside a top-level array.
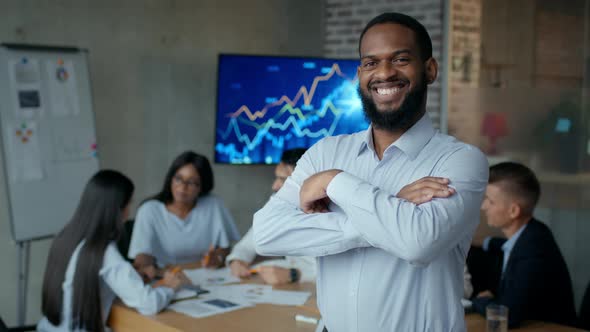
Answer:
[{"left": 374, "top": 61, "right": 398, "bottom": 80}]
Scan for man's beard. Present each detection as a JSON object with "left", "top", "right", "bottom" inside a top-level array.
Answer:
[{"left": 358, "top": 74, "right": 428, "bottom": 132}]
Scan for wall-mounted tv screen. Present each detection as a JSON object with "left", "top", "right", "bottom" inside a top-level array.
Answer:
[{"left": 215, "top": 54, "right": 368, "bottom": 164}]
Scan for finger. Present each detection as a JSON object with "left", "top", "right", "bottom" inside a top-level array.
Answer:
[
  {"left": 415, "top": 177, "right": 450, "bottom": 184},
  {"left": 407, "top": 181, "right": 452, "bottom": 193},
  {"left": 404, "top": 184, "right": 453, "bottom": 200}
]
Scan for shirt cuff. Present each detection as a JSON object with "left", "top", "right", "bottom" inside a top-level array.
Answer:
[
  {"left": 159, "top": 286, "right": 175, "bottom": 298},
  {"left": 326, "top": 171, "right": 363, "bottom": 208}
]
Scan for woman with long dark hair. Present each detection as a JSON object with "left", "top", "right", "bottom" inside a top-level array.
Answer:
[
  {"left": 128, "top": 151, "right": 240, "bottom": 279},
  {"left": 38, "top": 170, "right": 189, "bottom": 332}
]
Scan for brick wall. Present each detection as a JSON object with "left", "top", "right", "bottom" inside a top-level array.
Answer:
[
  {"left": 323, "top": 0, "right": 445, "bottom": 127},
  {"left": 447, "top": 0, "right": 482, "bottom": 144}
]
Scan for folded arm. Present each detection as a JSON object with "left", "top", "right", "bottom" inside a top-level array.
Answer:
[
  {"left": 255, "top": 145, "right": 488, "bottom": 265},
  {"left": 253, "top": 151, "right": 370, "bottom": 257},
  {"left": 326, "top": 150, "right": 487, "bottom": 265}
]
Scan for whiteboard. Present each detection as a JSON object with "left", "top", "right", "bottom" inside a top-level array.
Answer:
[{"left": 0, "top": 44, "right": 99, "bottom": 242}]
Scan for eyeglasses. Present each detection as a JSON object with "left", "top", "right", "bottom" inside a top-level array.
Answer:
[{"left": 172, "top": 175, "right": 201, "bottom": 189}]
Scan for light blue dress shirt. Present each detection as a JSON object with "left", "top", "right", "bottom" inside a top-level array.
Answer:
[
  {"left": 500, "top": 224, "right": 527, "bottom": 273},
  {"left": 253, "top": 115, "right": 489, "bottom": 331}
]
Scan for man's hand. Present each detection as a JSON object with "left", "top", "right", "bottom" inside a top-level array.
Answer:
[
  {"left": 258, "top": 266, "right": 291, "bottom": 285},
  {"left": 396, "top": 177, "right": 455, "bottom": 205},
  {"left": 300, "top": 169, "right": 343, "bottom": 213},
  {"left": 229, "top": 260, "right": 251, "bottom": 278},
  {"left": 477, "top": 290, "right": 494, "bottom": 298}
]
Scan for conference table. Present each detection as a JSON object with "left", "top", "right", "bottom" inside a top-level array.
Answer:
[{"left": 108, "top": 274, "right": 585, "bottom": 332}]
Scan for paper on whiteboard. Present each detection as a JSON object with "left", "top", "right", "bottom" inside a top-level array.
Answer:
[
  {"left": 8, "top": 58, "right": 44, "bottom": 119},
  {"left": 6, "top": 121, "right": 43, "bottom": 183},
  {"left": 50, "top": 120, "right": 95, "bottom": 162},
  {"left": 46, "top": 59, "right": 80, "bottom": 117}
]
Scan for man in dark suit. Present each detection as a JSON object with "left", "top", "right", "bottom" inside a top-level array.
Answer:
[{"left": 472, "top": 162, "right": 576, "bottom": 328}]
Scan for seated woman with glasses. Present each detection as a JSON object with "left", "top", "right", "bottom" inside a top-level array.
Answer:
[{"left": 128, "top": 151, "right": 240, "bottom": 280}]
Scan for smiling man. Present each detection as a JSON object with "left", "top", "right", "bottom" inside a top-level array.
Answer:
[{"left": 253, "top": 13, "right": 489, "bottom": 331}]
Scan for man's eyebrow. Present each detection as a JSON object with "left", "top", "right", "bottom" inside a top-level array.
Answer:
[{"left": 360, "top": 49, "right": 413, "bottom": 60}]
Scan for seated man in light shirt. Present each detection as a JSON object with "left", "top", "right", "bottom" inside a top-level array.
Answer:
[{"left": 227, "top": 148, "right": 315, "bottom": 285}]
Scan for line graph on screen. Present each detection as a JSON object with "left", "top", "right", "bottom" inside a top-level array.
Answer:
[{"left": 215, "top": 55, "right": 368, "bottom": 164}]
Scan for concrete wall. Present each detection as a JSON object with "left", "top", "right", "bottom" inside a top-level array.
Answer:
[{"left": 0, "top": 0, "right": 324, "bottom": 325}]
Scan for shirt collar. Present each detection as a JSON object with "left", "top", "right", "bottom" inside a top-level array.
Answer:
[
  {"left": 501, "top": 223, "right": 528, "bottom": 253},
  {"left": 357, "top": 114, "right": 436, "bottom": 160}
]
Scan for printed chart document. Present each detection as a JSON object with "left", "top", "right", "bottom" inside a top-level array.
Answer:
[
  {"left": 168, "top": 269, "right": 312, "bottom": 319},
  {"left": 168, "top": 298, "right": 252, "bottom": 319},
  {"left": 190, "top": 284, "right": 311, "bottom": 307}
]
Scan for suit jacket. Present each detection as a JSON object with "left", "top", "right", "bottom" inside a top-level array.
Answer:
[{"left": 472, "top": 219, "right": 577, "bottom": 328}]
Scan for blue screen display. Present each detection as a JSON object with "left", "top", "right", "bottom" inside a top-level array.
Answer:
[{"left": 215, "top": 54, "right": 368, "bottom": 164}]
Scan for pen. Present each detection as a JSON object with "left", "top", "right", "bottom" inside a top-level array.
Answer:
[
  {"left": 153, "top": 266, "right": 181, "bottom": 287},
  {"left": 295, "top": 314, "right": 319, "bottom": 325},
  {"left": 202, "top": 244, "right": 214, "bottom": 267}
]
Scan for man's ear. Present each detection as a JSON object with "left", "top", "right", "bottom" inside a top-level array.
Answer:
[
  {"left": 508, "top": 202, "right": 522, "bottom": 219},
  {"left": 425, "top": 57, "right": 438, "bottom": 84}
]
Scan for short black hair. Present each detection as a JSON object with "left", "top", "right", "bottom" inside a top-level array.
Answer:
[
  {"left": 280, "top": 148, "right": 307, "bottom": 167},
  {"left": 359, "top": 12, "right": 433, "bottom": 61},
  {"left": 489, "top": 162, "right": 541, "bottom": 215}
]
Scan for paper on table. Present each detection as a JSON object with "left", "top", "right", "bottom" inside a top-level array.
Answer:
[
  {"left": 200, "top": 284, "right": 272, "bottom": 304},
  {"left": 173, "top": 289, "right": 198, "bottom": 301},
  {"left": 200, "top": 284, "right": 310, "bottom": 306},
  {"left": 183, "top": 267, "right": 240, "bottom": 286},
  {"left": 263, "top": 289, "right": 311, "bottom": 306},
  {"left": 168, "top": 297, "right": 252, "bottom": 319},
  {"left": 173, "top": 284, "right": 210, "bottom": 301}
]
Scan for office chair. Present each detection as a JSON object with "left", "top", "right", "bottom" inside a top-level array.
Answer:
[
  {"left": 0, "top": 316, "right": 36, "bottom": 332},
  {"left": 116, "top": 219, "right": 135, "bottom": 263},
  {"left": 579, "top": 280, "right": 590, "bottom": 330}
]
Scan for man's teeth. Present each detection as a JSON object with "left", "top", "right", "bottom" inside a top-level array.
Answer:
[{"left": 376, "top": 87, "right": 400, "bottom": 95}]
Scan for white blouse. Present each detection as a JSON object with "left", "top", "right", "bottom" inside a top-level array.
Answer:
[{"left": 128, "top": 195, "right": 240, "bottom": 266}]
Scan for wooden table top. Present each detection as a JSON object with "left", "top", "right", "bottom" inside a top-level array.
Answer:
[
  {"left": 107, "top": 269, "right": 584, "bottom": 332},
  {"left": 108, "top": 277, "right": 320, "bottom": 332}
]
